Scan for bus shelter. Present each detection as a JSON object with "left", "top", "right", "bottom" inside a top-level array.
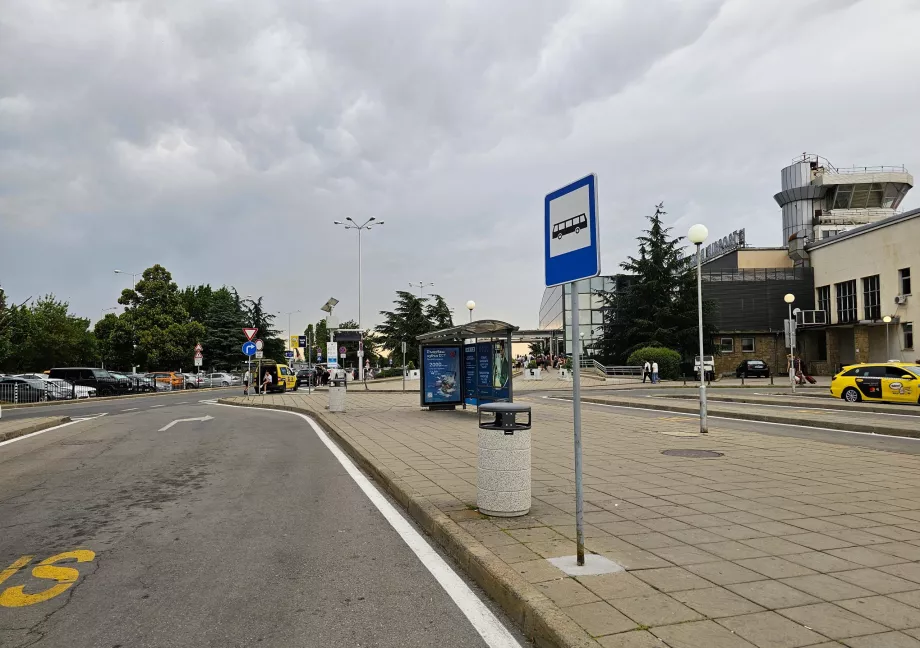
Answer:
[{"left": 416, "top": 320, "right": 518, "bottom": 410}]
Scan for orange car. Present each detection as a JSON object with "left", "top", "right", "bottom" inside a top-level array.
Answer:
[{"left": 145, "top": 371, "right": 184, "bottom": 389}]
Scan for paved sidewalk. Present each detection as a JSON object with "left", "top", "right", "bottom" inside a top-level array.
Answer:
[
  {"left": 0, "top": 415, "right": 69, "bottom": 442},
  {"left": 223, "top": 391, "right": 920, "bottom": 647}
]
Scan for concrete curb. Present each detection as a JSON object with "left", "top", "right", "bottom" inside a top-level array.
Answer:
[
  {"left": 574, "top": 396, "right": 920, "bottom": 438},
  {"left": 217, "top": 398, "right": 596, "bottom": 648},
  {"left": 0, "top": 416, "right": 71, "bottom": 442},
  {"left": 2, "top": 386, "right": 234, "bottom": 410},
  {"left": 661, "top": 393, "right": 920, "bottom": 416}
]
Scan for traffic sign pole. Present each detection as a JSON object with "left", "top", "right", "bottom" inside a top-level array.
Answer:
[{"left": 545, "top": 173, "right": 599, "bottom": 568}]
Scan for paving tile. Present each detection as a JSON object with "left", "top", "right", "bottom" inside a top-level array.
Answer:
[
  {"left": 562, "top": 601, "right": 637, "bottom": 637},
  {"left": 578, "top": 572, "right": 659, "bottom": 600},
  {"left": 672, "top": 586, "right": 766, "bottom": 618},
  {"left": 597, "top": 521, "right": 660, "bottom": 536},
  {"left": 777, "top": 603, "right": 887, "bottom": 640},
  {"left": 507, "top": 526, "right": 568, "bottom": 543},
  {"left": 864, "top": 526, "right": 920, "bottom": 542},
  {"left": 890, "top": 589, "right": 920, "bottom": 608},
  {"left": 666, "top": 527, "right": 737, "bottom": 545},
  {"left": 675, "top": 513, "right": 736, "bottom": 528},
  {"left": 488, "top": 542, "right": 542, "bottom": 564},
  {"left": 778, "top": 574, "right": 874, "bottom": 601},
  {"left": 726, "top": 580, "right": 821, "bottom": 609},
  {"left": 710, "top": 524, "right": 772, "bottom": 541},
  {"left": 740, "top": 537, "right": 811, "bottom": 556},
  {"left": 619, "top": 532, "right": 685, "bottom": 550},
  {"left": 653, "top": 620, "right": 758, "bottom": 648},
  {"left": 878, "top": 562, "right": 920, "bottom": 584},
  {"left": 782, "top": 552, "right": 863, "bottom": 574},
  {"left": 842, "top": 632, "right": 920, "bottom": 647},
  {"left": 825, "top": 547, "right": 907, "bottom": 567},
  {"left": 746, "top": 521, "right": 811, "bottom": 536},
  {"left": 833, "top": 568, "right": 918, "bottom": 594},
  {"left": 638, "top": 517, "right": 693, "bottom": 533},
  {"left": 632, "top": 566, "right": 713, "bottom": 593},
  {"left": 785, "top": 533, "right": 855, "bottom": 551},
  {"left": 718, "top": 611, "right": 827, "bottom": 648},
  {"left": 597, "top": 630, "right": 668, "bottom": 648},
  {"left": 697, "top": 541, "right": 771, "bottom": 561},
  {"left": 611, "top": 592, "right": 704, "bottom": 626},
  {"left": 649, "top": 544, "right": 721, "bottom": 566},
  {"left": 871, "top": 542, "right": 920, "bottom": 562},
  {"left": 735, "top": 556, "right": 818, "bottom": 579},
  {"left": 511, "top": 558, "right": 567, "bottom": 584},
  {"left": 835, "top": 596, "right": 920, "bottom": 630},
  {"left": 536, "top": 578, "right": 601, "bottom": 606},
  {"left": 685, "top": 560, "right": 765, "bottom": 585}
]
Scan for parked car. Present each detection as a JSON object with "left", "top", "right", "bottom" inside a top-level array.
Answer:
[
  {"left": 145, "top": 372, "right": 184, "bottom": 389},
  {"left": 123, "top": 373, "right": 157, "bottom": 392},
  {"left": 830, "top": 362, "right": 920, "bottom": 404},
  {"left": 15, "top": 374, "right": 96, "bottom": 399},
  {"left": 48, "top": 367, "right": 125, "bottom": 396},
  {"left": 107, "top": 371, "right": 134, "bottom": 393},
  {"left": 181, "top": 373, "right": 203, "bottom": 389},
  {"left": 694, "top": 356, "right": 716, "bottom": 381},
  {"left": 295, "top": 368, "right": 317, "bottom": 389},
  {"left": 205, "top": 372, "right": 239, "bottom": 388},
  {"left": 736, "top": 359, "right": 771, "bottom": 378},
  {"left": 255, "top": 361, "right": 297, "bottom": 393},
  {"left": 0, "top": 377, "right": 48, "bottom": 403}
]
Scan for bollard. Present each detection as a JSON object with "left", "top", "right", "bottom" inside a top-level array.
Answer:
[{"left": 741, "top": 375, "right": 745, "bottom": 386}]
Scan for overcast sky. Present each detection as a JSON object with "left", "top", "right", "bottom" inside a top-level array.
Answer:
[{"left": 3, "top": 0, "right": 919, "bottom": 336}]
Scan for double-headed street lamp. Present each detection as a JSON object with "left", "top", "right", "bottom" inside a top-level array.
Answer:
[
  {"left": 410, "top": 281, "right": 435, "bottom": 297},
  {"left": 333, "top": 217, "right": 384, "bottom": 380},
  {"left": 688, "top": 224, "right": 709, "bottom": 434},
  {"left": 114, "top": 269, "right": 141, "bottom": 373}
]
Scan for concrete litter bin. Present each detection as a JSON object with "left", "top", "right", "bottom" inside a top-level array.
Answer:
[
  {"left": 476, "top": 403, "right": 532, "bottom": 517},
  {"left": 328, "top": 371, "right": 347, "bottom": 413}
]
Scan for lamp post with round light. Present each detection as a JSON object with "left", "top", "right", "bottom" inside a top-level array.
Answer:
[
  {"left": 784, "top": 293, "right": 796, "bottom": 392},
  {"left": 883, "top": 315, "right": 892, "bottom": 360},
  {"left": 688, "top": 224, "right": 709, "bottom": 434},
  {"left": 466, "top": 300, "right": 475, "bottom": 323}
]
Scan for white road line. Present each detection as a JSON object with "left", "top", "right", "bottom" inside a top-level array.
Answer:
[
  {"left": 0, "top": 418, "right": 90, "bottom": 448},
  {"left": 149, "top": 405, "right": 165, "bottom": 408},
  {"left": 212, "top": 403, "right": 521, "bottom": 648},
  {"left": 176, "top": 401, "right": 190, "bottom": 405},
  {"left": 122, "top": 408, "right": 138, "bottom": 412},
  {"left": 543, "top": 396, "right": 920, "bottom": 441}
]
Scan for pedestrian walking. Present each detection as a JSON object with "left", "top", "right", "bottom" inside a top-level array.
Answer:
[
  {"left": 643, "top": 360, "right": 651, "bottom": 383},
  {"left": 243, "top": 369, "right": 251, "bottom": 395},
  {"left": 651, "top": 361, "right": 659, "bottom": 384},
  {"left": 262, "top": 368, "right": 273, "bottom": 394}
]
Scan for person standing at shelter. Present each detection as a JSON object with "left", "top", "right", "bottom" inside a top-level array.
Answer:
[
  {"left": 643, "top": 360, "right": 651, "bottom": 383},
  {"left": 243, "top": 369, "right": 251, "bottom": 395},
  {"left": 651, "top": 361, "right": 659, "bottom": 384}
]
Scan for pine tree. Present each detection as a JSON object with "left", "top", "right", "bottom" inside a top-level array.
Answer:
[
  {"left": 375, "top": 291, "right": 431, "bottom": 367},
  {"left": 203, "top": 287, "right": 246, "bottom": 370},
  {"left": 596, "top": 203, "right": 715, "bottom": 362},
  {"left": 425, "top": 294, "right": 454, "bottom": 329}
]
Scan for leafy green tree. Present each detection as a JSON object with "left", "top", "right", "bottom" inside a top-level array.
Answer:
[
  {"left": 180, "top": 284, "right": 215, "bottom": 324},
  {"left": 0, "top": 295, "right": 97, "bottom": 372},
  {"left": 596, "top": 203, "right": 715, "bottom": 362},
  {"left": 94, "top": 312, "right": 134, "bottom": 370},
  {"left": 425, "top": 294, "right": 454, "bottom": 330},
  {"left": 203, "top": 287, "right": 246, "bottom": 370},
  {"left": 312, "top": 319, "right": 329, "bottom": 361},
  {"left": 243, "top": 296, "right": 284, "bottom": 363},
  {"left": 375, "top": 291, "right": 431, "bottom": 368}
]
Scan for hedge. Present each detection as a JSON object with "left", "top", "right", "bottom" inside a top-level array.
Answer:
[{"left": 626, "top": 347, "right": 681, "bottom": 380}]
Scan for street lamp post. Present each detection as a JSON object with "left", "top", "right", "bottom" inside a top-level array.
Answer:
[
  {"left": 688, "top": 224, "right": 709, "bottom": 434},
  {"left": 784, "top": 293, "right": 796, "bottom": 393},
  {"left": 334, "top": 218, "right": 384, "bottom": 381},
  {"left": 114, "top": 269, "right": 141, "bottom": 373},
  {"left": 410, "top": 281, "right": 435, "bottom": 298},
  {"left": 883, "top": 315, "right": 892, "bottom": 360},
  {"left": 466, "top": 300, "right": 475, "bottom": 323}
]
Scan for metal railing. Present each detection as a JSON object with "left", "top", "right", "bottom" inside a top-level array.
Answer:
[{"left": 578, "top": 359, "right": 643, "bottom": 380}]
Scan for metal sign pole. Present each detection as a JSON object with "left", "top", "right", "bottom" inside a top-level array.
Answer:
[
  {"left": 402, "top": 340, "right": 406, "bottom": 392},
  {"left": 571, "top": 281, "right": 585, "bottom": 566}
]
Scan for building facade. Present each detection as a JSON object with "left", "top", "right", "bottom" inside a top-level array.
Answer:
[
  {"left": 797, "top": 208, "right": 919, "bottom": 374},
  {"left": 538, "top": 276, "right": 632, "bottom": 356}
]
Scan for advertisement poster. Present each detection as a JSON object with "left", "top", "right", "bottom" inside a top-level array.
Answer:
[
  {"left": 422, "top": 346, "right": 461, "bottom": 406},
  {"left": 326, "top": 341, "right": 338, "bottom": 367},
  {"left": 477, "top": 342, "right": 493, "bottom": 392},
  {"left": 463, "top": 344, "right": 477, "bottom": 405},
  {"left": 492, "top": 340, "right": 510, "bottom": 400}
]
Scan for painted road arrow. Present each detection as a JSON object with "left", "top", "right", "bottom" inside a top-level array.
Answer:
[{"left": 158, "top": 415, "right": 214, "bottom": 432}]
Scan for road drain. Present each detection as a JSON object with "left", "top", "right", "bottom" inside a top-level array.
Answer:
[{"left": 661, "top": 449, "right": 723, "bottom": 458}]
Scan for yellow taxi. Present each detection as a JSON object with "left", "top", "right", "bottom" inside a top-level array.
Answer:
[
  {"left": 830, "top": 362, "right": 920, "bottom": 404},
  {"left": 256, "top": 361, "right": 297, "bottom": 393},
  {"left": 146, "top": 371, "right": 184, "bottom": 389}
]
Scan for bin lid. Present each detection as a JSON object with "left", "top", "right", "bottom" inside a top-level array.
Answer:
[{"left": 479, "top": 402, "right": 530, "bottom": 414}]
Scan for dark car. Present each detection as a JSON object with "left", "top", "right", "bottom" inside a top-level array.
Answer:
[
  {"left": 48, "top": 367, "right": 125, "bottom": 396},
  {"left": 736, "top": 359, "right": 771, "bottom": 378},
  {"left": 295, "top": 368, "right": 317, "bottom": 390},
  {"left": 0, "top": 377, "right": 48, "bottom": 403}
]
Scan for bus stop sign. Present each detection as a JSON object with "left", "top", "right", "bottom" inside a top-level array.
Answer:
[{"left": 544, "top": 173, "right": 600, "bottom": 287}]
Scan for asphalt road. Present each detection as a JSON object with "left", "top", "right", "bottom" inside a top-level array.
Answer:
[
  {"left": 530, "top": 394, "right": 920, "bottom": 455},
  {"left": 0, "top": 403, "right": 526, "bottom": 648},
  {"left": 0, "top": 386, "right": 239, "bottom": 422}
]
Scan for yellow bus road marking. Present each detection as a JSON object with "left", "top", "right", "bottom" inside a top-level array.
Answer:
[{"left": 0, "top": 550, "right": 95, "bottom": 607}]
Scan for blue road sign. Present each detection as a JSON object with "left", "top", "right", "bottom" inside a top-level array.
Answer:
[
  {"left": 284, "top": 350, "right": 295, "bottom": 358},
  {"left": 544, "top": 173, "right": 600, "bottom": 287},
  {"left": 242, "top": 341, "right": 256, "bottom": 356}
]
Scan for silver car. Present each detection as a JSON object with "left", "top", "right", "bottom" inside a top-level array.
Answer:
[{"left": 205, "top": 372, "right": 239, "bottom": 388}]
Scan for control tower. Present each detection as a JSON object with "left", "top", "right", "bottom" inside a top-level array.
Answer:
[{"left": 773, "top": 154, "right": 913, "bottom": 248}]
